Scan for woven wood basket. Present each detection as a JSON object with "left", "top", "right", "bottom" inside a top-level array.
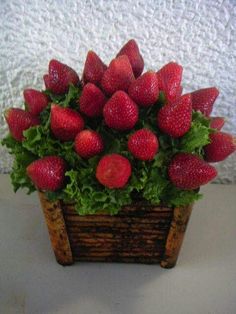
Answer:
[{"left": 38, "top": 191, "right": 193, "bottom": 268}]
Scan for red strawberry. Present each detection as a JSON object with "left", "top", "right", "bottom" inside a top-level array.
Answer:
[
  {"left": 128, "top": 71, "right": 159, "bottom": 107},
  {"left": 209, "top": 117, "right": 225, "bottom": 130},
  {"left": 168, "top": 153, "right": 217, "bottom": 190},
  {"left": 128, "top": 129, "right": 159, "bottom": 161},
  {"left": 116, "top": 39, "right": 144, "bottom": 78},
  {"left": 191, "top": 87, "right": 219, "bottom": 116},
  {"left": 176, "top": 85, "right": 183, "bottom": 98},
  {"left": 103, "top": 91, "right": 138, "bottom": 130},
  {"left": 101, "top": 55, "right": 135, "bottom": 95},
  {"left": 47, "top": 59, "right": 80, "bottom": 94},
  {"left": 75, "top": 130, "right": 104, "bottom": 159},
  {"left": 79, "top": 83, "right": 107, "bottom": 117},
  {"left": 4, "top": 108, "right": 39, "bottom": 142},
  {"left": 23, "top": 89, "right": 49, "bottom": 116},
  {"left": 156, "top": 62, "right": 183, "bottom": 103},
  {"left": 83, "top": 51, "right": 107, "bottom": 85},
  {"left": 50, "top": 104, "right": 84, "bottom": 141},
  {"left": 157, "top": 94, "right": 192, "bottom": 138},
  {"left": 27, "top": 156, "right": 66, "bottom": 191},
  {"left": 96, "top": 154, "right": 131, "bottom": 188},
  {"left": 43, "top": 74, "right": 50, "bottom": 90},
  {"left": 204, "top": 132, "right": 236, "bottom": 162}
]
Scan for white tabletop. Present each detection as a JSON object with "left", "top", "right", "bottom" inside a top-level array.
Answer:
[{"left": 0, "top": 174, "right": 236, "bottom": 314}]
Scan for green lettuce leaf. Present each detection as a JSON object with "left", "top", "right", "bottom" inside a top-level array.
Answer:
[
  {"left": 179, "top": 111, "right": 212, "bottom": 155},
  {"left": 164, "top": 186, "right": 202, "bottom": 207},
  {"left": 22, "top": 125, "right": 83, "bottom": 168},
  {"left": 64, "top": 170, "right": 133, "bottom": 215},
  {"left": 44, "top": 84, "right": 81, "bottom": 109},
  {"left": 1, "top": 135, "right": 36, "bottom": 193}
]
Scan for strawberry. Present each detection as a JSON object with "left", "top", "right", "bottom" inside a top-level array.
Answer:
[
  {"left": 43, "top": 74, "right": 50, "bottom": 90},
  {"left": 168, "top": 153, "right": 217, "bottom": 190},
  {"left": 46, "top": 59, "right": 80, "bottom": 94},
  {"left": 83, "top": 50, "right": 107, "bottom": 85},
  {"left": 204, "top": 132, "right": 236, "bottom": 162},
  {"left": 157, "top": 94, "right": 192, "bottom": 138},
  {"left": 156, "top": 62, "right": 183, "bottom": 103},
  {"left": 79, "top": 83, "right": 107, "bottom": 117},
  {"left": 191, "top": 87, "right": 219, "bottom": 116},
  {"left": 103, "top": 91, "right": 138, "bottom": 130},
  {"left": 4, "top": 108, "right": 39, "bottom": 142},
  {"left": 128, "top": 71, "right": 159, "bottom": 107},
  {"left": 75, "top": 130, "right": 104, "bottom": 159},
  {"left": 116, "top": 39, "right": 144, "bottom": 78},
  {"left": 209, "top": 117, "right": 225, "bottom": 130},
  {"left": 176, "top": 85, "right": 183, "bottom": 98},
  {"left": 101, "top": 55, "right": 135, "bottom": 95},
  {"left": 23, "top": 89, "right": 49, "bottom": 116},
  {"left": 96, "top": 154, "right": 131, "bottom": 188},
  {"left": 27, "top": 156, "right": 66, "bottom": 191},
  {"left": 50, "top": 104, "right": 84, "bottom": 141},
  {"left": 128, "top": 129, "right": 159, "bottom": 161}
]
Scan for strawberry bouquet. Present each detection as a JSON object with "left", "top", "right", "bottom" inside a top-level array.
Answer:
[{"left": 2, "top": 39, "right": 236, "bottom": 216}]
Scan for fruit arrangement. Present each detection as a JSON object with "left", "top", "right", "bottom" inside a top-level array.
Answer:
[{"left": 2, "top": 39, "right": 236, "bottom": 215}]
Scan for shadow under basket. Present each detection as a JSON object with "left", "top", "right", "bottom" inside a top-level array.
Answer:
[{"left": 38, "top": 192, "right": 193, "bottom": 268}]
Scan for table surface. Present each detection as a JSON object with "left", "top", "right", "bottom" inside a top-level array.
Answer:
[{"left": 0, "top": 174, "right": 236, "bottom": 314}]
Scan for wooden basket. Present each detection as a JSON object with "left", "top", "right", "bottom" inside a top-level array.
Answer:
[{"left": 38, "top": 192, "right": 193, "bottom": 268}]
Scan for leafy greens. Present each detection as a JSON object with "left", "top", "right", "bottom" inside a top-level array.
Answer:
[{"left": 2, "top": 85, "right": 212, "bottom": 214}]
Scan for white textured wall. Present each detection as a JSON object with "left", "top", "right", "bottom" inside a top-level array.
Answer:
[{"left": 0, "top": 0, "right": 236, "bottom": 183}]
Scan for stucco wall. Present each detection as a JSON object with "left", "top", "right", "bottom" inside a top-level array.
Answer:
[{"left": 0, "top": 0, "right": 235, "bottom": 182}]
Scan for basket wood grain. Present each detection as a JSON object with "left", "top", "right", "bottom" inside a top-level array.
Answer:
[{"left": 38, "top": 192, "right": 193, "bottom": 268}]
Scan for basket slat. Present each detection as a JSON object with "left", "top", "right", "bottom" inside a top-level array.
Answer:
[{"left": 73, "top": 256, "right": 162, "bottom": 264}]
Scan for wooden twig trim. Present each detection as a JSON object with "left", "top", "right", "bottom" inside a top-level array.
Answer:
[
  {"left": 160, "top": 204, "right": 193, "bottom": 268},
  {"left": 38, "top": 192, "right": 74, "bottom": 265}
]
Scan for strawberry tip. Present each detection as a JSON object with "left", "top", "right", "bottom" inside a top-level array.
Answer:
[
  {"left": 233, "top": 136, "right": 236, "bottom": 148},
  {"left": 4, "top": 108, "right": 11, "bottom": 119}
]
